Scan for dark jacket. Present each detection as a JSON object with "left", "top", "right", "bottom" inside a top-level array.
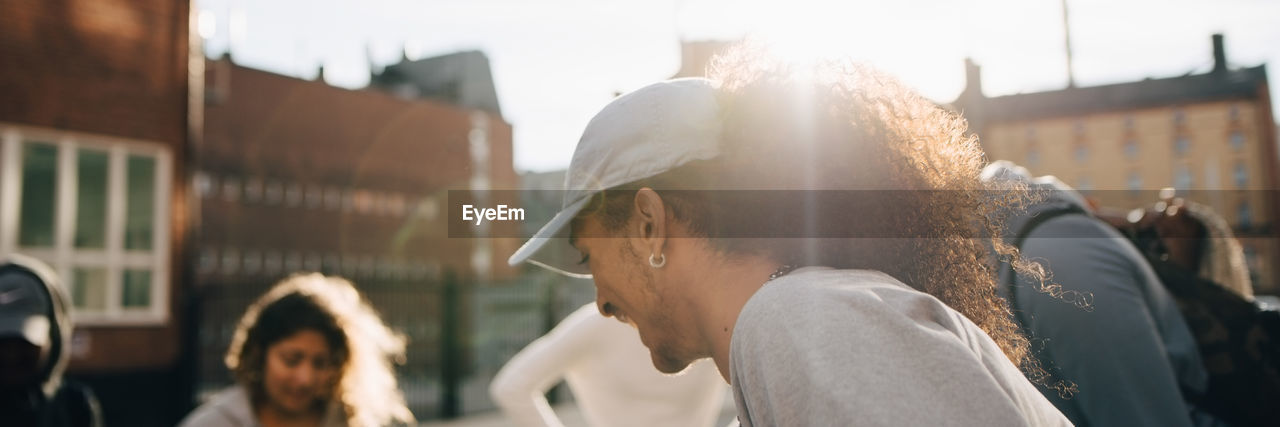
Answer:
[
  {"left": 984, "top": 161, "right": 1209, "bottom": 427},
  {"left": 0, "top": 254, "right": 101, "bottom": 427}
]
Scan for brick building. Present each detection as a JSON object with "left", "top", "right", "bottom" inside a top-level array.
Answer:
[
  {"left": 193, "top": 55, "right": 520, "bottom": 418},
  {"left": 0, "top": 0, "right": 197, "bottom": 425},
  {"left": 954, "top": 34, "right": 1279, "bottom": 293}
]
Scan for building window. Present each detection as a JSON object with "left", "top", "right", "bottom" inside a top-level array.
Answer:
[
  {"left": 243, "top": 177, "right": 263, "bottom": 203},
  {"left": 1234, "top": 162, "right": 1248, "bottom": 188},
  {"left": 194, "top": 171, "right": 215, "bottom": 199},
  {"left": 264, "top": 180, "right": 284, "bottom": 205},
  {"left": 1076, "top": 176, "right": 1093, "bottom": 192},
  {"left": 1127, "top": 171, "right": 1143, "bottom": 196},
  {"left": 0, "top": 126, "right": 172, "bottom": 324},
  {"left": 243, "top": 250, "right": 262, "bottom": 276},
  {"left": 284, "top": 252, "right": 303, "bottom": 273},
  {"left": 386, "top": 193, "right": 407, "bottom": 217},
  {"left": 341, "top": 189, "right": 355, "bottom": 213},
  {"left": 1124, "top": 139, "right": 1139, "bottom": 159},
  {"left": 323, "top": 253, "right": 341, "bottom": 274},
  {"left": 285, "top": 183, "right": 304, "bottom": 207},
  {"left": 1174, "top": 136, "right": 1190, "bottom": 156},
  {"left": 1238, "top": 202, "right": 1252, "bottom": 229},
  {"left": 220, "top": 248, "right": 239, "bottom": 275},
  {"left": 1174, "top": 165, "right": 1193, "bottom": 190},
  {"left": 323, "top": 187, "right": 342, "bottom": 211},
  {"left": 305, "top": 185, "right": 323, "bottom": 209},
  {"left": 1230, "top": 131, "right": 1245, "bottom": 151},
  {"left": 263, "top": 250, "right": 282, "bottom": 275},
  {"left": 198, "top": 247, "right": 218, "bottom": 275},
  {"left": 221, "top": 176, "right": 240, "bottom": 202},
  {"left": 304, "top": 252, "right": 322, "bottom": 272},
  {"left": 353, "top": 189, "right": 376, "bottom": 214}
]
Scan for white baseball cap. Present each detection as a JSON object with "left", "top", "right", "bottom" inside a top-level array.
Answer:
[{"left": 507, "top": 78, "right": 725, "bottom": 277}]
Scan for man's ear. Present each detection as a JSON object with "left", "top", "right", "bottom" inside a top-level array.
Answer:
[{"left": 632, "top": 188, "right": 668, "bottom": 259}]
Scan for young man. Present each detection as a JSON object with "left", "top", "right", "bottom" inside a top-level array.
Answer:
[
  {"left": 507, "top": 48, "right": 1069, "bottom": 425},
  {"left": 984, "top": 161, "right": 1214, "bottom": 426},
  {"left": 0, "top": 254, "right": 101, "bottom": 427}
]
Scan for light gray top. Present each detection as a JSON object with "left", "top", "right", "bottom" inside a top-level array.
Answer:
[
  {"left": 178, "top": 386, "right": 346, "bottom": 427},
  {"left": 730, "top": 267, "right": 1070, "bottom": 427}
]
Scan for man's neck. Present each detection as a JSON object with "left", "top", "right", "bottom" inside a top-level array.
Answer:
[{"left": 690, "top": 256, "right": 785, "bottom": 382}]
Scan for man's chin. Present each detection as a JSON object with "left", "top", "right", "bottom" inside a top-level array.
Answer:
[{"left": 650, "top": 352, "right": 692, "bottom": 374}]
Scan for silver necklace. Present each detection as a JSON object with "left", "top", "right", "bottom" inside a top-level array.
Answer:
[{"left": 767, "top": 264, "right": 798, "bottom": 282}]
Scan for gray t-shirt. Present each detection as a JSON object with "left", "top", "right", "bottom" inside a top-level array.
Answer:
[{"left": 730, "top": 267, "right": 1070, "bottom": 426}]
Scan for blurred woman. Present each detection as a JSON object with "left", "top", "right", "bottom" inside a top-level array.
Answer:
[{"left": 180, "top": 273, "right": 414, "bottom": 427}]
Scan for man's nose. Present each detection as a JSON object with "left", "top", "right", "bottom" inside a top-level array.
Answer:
[{"left": 596, "top": 299, "right": 614, "bottom": 318}]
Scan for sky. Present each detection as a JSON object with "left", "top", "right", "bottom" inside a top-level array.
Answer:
[{"left": 194, "top": 0, "right": 1280, "bottom": 173}]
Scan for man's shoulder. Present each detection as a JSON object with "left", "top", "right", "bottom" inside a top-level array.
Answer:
[
  {"left": 736, "top": 268, "right": 924, "bottom": 335},
  {"left": 1021, "top": 204, "right": 1119, "bottom": 238},
  {"left": 748, "top": 268, "right": 914, "bottom": 307}
]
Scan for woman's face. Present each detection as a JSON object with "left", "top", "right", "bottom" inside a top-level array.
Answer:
[{"left": 262, "top": 329, "right": 337, "bottom": 415}]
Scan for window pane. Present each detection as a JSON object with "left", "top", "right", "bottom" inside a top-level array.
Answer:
[
  {"left": 1174, "top": 136, "right": 1190, "bottom": 156},
  {"left": 1230, "top": 132, "right": 1245, "bottom": 151},
  {"left": 122, "top": 269, "right": 152, "bottom": 308},
  {"left": 19, "top": 142, "right": 58, "bottom": 247},
  {"left": 72, "top": 268, "right": 107, "bottom": 311},
  {"left": 1238, "top": 203, "right": 1253, "bottom": 229},
  {"left": 1174, "top": 166, "right": 1193, "bottom": 190},
  {"left": 1127, "top": 173, "right": 1142, "bottom": 191},
  {"left": 75, "top": 149, "right": 109, "bottom": 248},
  {"left": 125, "top": 155, "right": 156, "bottom": 250},
  {"left": 1124, "top": 140, "right": 1138, "bottom": 159},
  {"left": 1074, "top": 145, "right": 1088, "bottom": 163}
]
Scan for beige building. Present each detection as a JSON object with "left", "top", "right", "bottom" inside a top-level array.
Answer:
[{"left": 954, "top": 35, "right": 1279, "bottom": 293}]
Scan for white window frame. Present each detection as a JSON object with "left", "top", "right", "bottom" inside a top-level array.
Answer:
[{"left": 0, "top": 124, "right": 172, "bottom": 325}]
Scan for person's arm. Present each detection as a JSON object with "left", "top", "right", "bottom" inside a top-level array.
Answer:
[
  {"left": 1019, "top": 217, "right": 1197, "bottom": 427},
  {"left": 488, "top": 304, "right": 604, "bottom": 427}
]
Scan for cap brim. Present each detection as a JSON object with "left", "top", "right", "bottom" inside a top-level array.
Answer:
[
  {"left": 507, "top": 196, "right": 593, "bottom": 279},
  {"left": 0, "top": 315, "right": 49, "bottom": 348}
]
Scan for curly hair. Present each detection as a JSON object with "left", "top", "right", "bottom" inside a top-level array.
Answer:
[
  {"left": 580, "top": 43, "right": 1056, "bottom": 386},
  {"left": 225, "top": 273, "right": 414, "bottom": 426},
  {"left": 1184, "top": 201, "right": 1254, "bottom": 298}
]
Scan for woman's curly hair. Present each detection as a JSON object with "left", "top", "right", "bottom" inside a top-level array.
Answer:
[{"left": 225, "top": 273, "right": 414, "bottom": 426}]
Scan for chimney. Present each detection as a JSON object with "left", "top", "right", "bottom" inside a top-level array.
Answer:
[
  {"left": 1212, "top": 33, "right": 1227, "bottom": 74},
  {"left": 963, "top": 58, "right": 984, "bottom": 98}
]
